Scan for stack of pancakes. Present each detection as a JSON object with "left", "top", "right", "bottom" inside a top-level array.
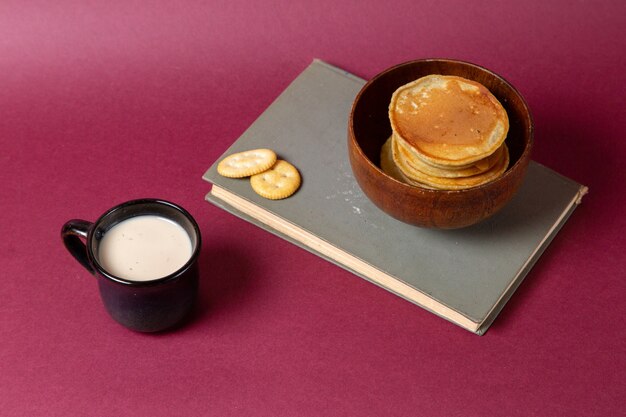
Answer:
[{"left": 381, "top": 74, "right": 510, "bottom": 190}]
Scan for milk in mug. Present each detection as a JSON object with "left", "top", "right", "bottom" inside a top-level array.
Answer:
[{"left": 98, "top": 215, "right": 192, "bottom": 281}]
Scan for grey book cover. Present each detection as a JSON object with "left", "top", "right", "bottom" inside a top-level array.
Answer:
[{"left": 202, "top": 59, "right": 587, "bottom": 335}]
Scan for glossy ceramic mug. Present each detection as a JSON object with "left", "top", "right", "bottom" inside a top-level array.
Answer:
[{"left": 61, "top": 199, "right": 201, "bottom": 332}]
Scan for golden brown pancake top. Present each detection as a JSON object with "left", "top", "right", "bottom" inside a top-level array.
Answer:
[{"left": 392, "top": 75, "right": 506, "bottom": 149}]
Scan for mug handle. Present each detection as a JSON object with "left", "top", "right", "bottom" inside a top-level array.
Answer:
[{"left": 61, "top": 219, "right": 96, "bottom": 275}]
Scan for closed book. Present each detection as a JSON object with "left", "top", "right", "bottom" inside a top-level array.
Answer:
[{"left": 202, "top": 59, "right": 587, "bottom": 334}]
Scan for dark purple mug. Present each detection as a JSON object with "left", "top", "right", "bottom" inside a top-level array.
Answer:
[{"left": 61, "top": 199, "right": 201, "bottom": 332}]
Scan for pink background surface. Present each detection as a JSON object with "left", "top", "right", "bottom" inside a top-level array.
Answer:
[{"left": 1, "top": 1, "right": 624, "bottom": 416}]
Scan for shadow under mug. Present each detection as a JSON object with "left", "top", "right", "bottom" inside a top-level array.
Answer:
[{"left": 61, "top": 199, "right": 201, "bottom": 332}]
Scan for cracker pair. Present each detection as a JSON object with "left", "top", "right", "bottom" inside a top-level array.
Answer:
[{"left": 217, "top": 149, "right": 301, "bottom": 200}]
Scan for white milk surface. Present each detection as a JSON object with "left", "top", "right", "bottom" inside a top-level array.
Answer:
[{"left": 98, "top": 215, "right": 192, "bottom": 281}]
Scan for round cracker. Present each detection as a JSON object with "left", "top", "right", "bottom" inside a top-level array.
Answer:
[
  {"left": 250, "top": 160, "right": 301, "bottom": 200},
  {"left": 217, "top": 149, "right": 277, "bottom": 178}
]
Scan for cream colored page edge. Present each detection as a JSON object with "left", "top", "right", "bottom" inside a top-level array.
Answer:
[{"left": 209, "top": 185, "right": 480, "bottom": 333}]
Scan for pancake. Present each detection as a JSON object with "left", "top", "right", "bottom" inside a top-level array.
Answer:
[
  {"left": 393, "top": 133, "right": 503, "bottom": 178},
  {"left": 380, "top": 135, "right": 407, "bottom": 183},
  {"left": 380, "top": 137, "right": 436, "bottom": 188},
  {"left": 392, "top": 138, "right": 510, "bottom": 190},
  {"left": 389, "top": 74, "right": 509, "bottom": 167}
]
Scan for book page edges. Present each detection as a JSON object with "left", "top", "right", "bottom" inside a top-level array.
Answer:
[
  {"left": 209, "top": 184, "right": 481, "bottom": 334},
  {"left": 575, "top": 186, "right": 589, "bottom": 204}
]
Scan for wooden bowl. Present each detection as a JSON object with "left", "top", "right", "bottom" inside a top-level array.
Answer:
[{"left": 348, "top": 59, "right": 533, "bottom": 229}]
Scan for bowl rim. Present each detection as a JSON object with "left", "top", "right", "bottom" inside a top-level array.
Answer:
[{"left": 348, "top": 58, "right": 534, "bottom": 195}]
